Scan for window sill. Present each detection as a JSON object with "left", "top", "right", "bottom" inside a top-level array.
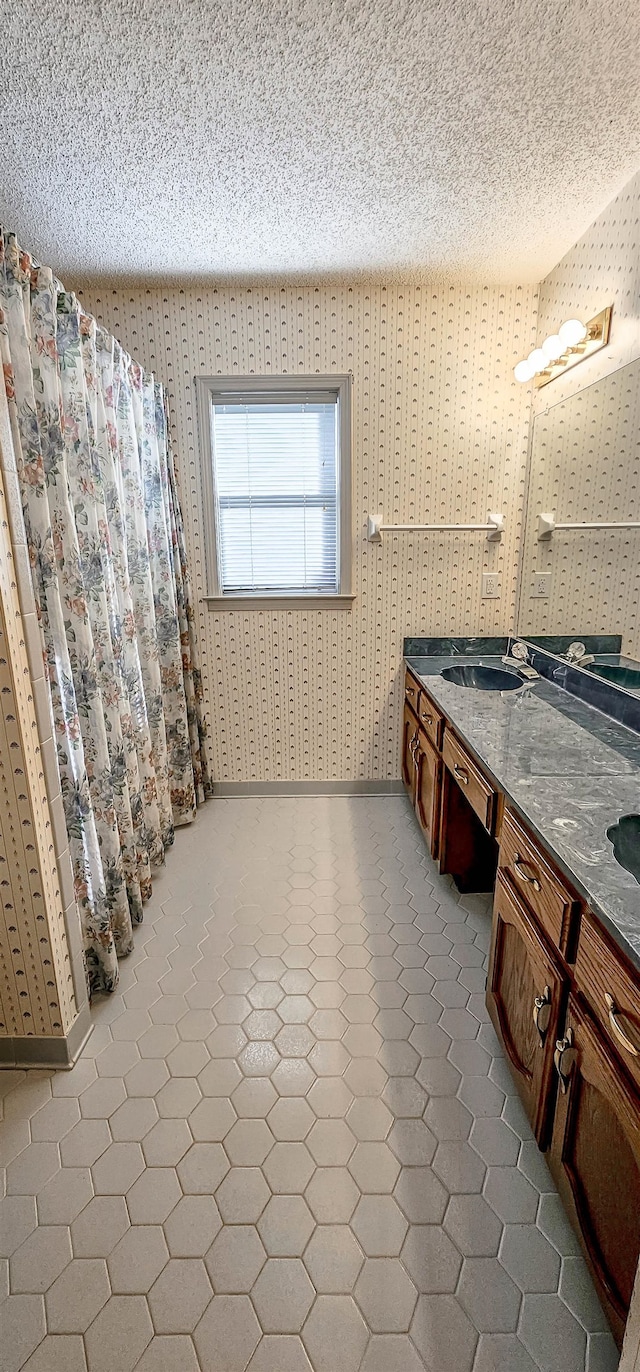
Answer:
[{"left": 202, "top": 594, "right": 356, "bottom": 611}]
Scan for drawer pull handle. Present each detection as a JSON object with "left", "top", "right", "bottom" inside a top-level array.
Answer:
[
  {"left": 604, "top": 993, "right": 640, "bottom": 1057},
  {"left": 454, "top": 763, "right": 469, "bottom": 785},
  {"left": 513, "top": 854, "right": 542, "bottom": 892},
  {"left": 406, "top": 686, "right": 416, "bottom": 696},
  {"left": 533, "top": 985, "right": 552, "bottom": 1046},
  {"left": 421, "top": 712, "right": 433, "bottom": 725},
  {"left": 554, "top": 1027, "right": 576, "bottom": 1093}
]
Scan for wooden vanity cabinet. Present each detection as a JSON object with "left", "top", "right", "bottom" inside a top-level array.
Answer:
[
  {"left": 548, "top": 993, "right": 640, "bottom": 1346},
  {"left": 487, "top": 872, "right": 567, "bottom": 1147}
]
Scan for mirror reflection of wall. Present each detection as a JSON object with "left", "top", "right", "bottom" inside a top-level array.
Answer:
[{"left": 516, "top": 359, "right": 640, "bottom": 661}]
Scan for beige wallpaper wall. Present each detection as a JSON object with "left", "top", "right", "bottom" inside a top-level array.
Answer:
[
  {"left": 76, "top": 282, "right": 538, "bottom": 783},
  {"left": 533, "top": 169, "right": 640, "bottom": 411},
  {"left": 0, "top": 382, "right": 83, "bottom": 1049},
  {"left": 518, "top": 171, "right": 640, "bottom": 650}
]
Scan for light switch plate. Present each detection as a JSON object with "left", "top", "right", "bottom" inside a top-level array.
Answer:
[
  {"left": 531, "top": 572, "right": 551, "bottom": 598},
  {"left": 482, "top": 573, "right": 500, "bottom": 599}
]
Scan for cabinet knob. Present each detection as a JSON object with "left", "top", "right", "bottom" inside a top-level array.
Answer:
[
  {"left": 554, "top": 1026, "right": 576, "bottom": 1093},
  {"left": 533, "top": 986, "right": 552, "bottom": 1046},
  {"left": 513, "top": 854, "right": 542, "bottom": 893},
  {"left": 406, "top": 686, "right": 415, "bottom": 696},
  {"left": 604, "top": 993, "right": 640, "bottom": 1057},
  {"left": 453, "top": 763, "right": 469, "bottom": 785},
  {"left": 421, "top": 712, "right": 433, "bottom": 725}
]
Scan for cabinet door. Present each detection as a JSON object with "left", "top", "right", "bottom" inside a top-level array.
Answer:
[
  {"left": 402, "top": 700, "right": 418, "bottom": 805},
  {"left": 549, "top": 993, "right": 640, "bottom": 1346},
  {"left": 415, "top": 729, "right": 442, "bottom": 859},
  {"left": 487, "top": 873, "right": 567, "bottom": 1147}
]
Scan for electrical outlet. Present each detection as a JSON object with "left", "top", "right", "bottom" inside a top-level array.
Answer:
[
  {"left": 532, "top": 572, "right": 551, "bottom": 598},
  {"left": 482, "top": 573, "right": 500, "bottom": 599}
]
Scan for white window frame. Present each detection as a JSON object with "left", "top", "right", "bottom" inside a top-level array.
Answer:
[{"left": 196, "top": 374, "right": 353, "bottom": 609}]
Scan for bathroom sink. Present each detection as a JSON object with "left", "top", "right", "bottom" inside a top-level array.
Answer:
[
  {"left": 607, "top": 815, "right": 640, "bottom": 884},
  {"left": 588, "top": 663, "right": 640, "bottom": 690},
  {"left": 440, "top": 665, "right": 522, "bottom": 691}
]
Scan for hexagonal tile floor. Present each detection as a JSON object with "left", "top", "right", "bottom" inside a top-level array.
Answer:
[{"left": 0, "top": 796, "right": 619, "bottom": 1371}]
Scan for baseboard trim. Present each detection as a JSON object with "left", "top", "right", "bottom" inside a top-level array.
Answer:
[
  {"left": 0, "top": 1003, "right": 93, "bottom": 1071},
  {"left": 211, "top": 779, "right": 404, "bottom": 797}
]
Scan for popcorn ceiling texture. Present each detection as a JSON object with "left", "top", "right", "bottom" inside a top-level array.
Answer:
[
  {"left": 76, "top": 281, "right": 538, "bottom": 782},
  {"left": 3, "top": 0, "right": 640, "bottom": 284}
]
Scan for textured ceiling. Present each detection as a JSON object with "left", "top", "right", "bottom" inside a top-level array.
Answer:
[{"left": 3, "top": 0, "right": 640, "bottom": 284}]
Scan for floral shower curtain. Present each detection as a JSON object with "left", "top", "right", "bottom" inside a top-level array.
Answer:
[{"left": 0, "top": 231, "right": 211, "bottom": 996}]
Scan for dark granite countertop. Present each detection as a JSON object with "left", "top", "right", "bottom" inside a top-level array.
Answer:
[{"left": 404, "top": 653, "right": 640, "bottom": 970}]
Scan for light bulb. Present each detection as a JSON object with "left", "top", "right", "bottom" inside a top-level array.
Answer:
[
  {"left": 514, "top": 359, "right": 534, "bottom": 383},
  {"left": 558, "top": 318, "right": 587, "bottom": 347},
  {"left": 527, "top": 348, "right": 547, "bottom": 372},
  {"left": 541, "top": 334, "right": 564, "bottom": 362}
]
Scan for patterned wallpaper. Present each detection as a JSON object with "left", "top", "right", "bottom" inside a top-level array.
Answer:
[
  {"left": 518, "top": 171, "right": 640, "bottom": 652},
  {"left": 533, "top": 170, "right": 640, "bottom": 411},
  {"left": 0, "top": 385, "right": 79, "bottom": 1039},
  {"left": 75, "top": 283, "right": 538, "bottom": 782}
]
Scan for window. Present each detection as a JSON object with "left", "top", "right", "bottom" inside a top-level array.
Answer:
[{"left": 196, "top": 375, "right": 352, "bottom": 606}]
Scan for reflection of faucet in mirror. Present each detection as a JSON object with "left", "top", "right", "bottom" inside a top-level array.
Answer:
[{"left": 564, "top": 642, "right": 595, "bottom": 667}]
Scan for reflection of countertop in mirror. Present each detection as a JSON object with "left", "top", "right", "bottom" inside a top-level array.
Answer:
[
  {"left": 405, "top": 653, "right": 640, "bottom": 967},
  {"left": 521, "top": 641, "right": 640, "bottom": 732},
  {"left": 589, "top": 655, "right": 640, "bottom": 696}
]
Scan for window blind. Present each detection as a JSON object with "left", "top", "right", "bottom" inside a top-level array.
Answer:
[{"left": 210, "top": 400, "right": 340, "bottom": 595}]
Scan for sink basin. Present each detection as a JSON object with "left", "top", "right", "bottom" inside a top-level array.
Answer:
[
  {"left": 607, "top": 815, "right": 640, "bottom": 884},
  {"left": 440, "top": 665, "right": 522, "bottom": 691},
  {"left": 588, "top": 663, "right": 640, "bottom": 690}
]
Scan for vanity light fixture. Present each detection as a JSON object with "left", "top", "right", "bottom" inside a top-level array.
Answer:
[{"left": 514, "top": 306, "right": 612, "bottom": 388}]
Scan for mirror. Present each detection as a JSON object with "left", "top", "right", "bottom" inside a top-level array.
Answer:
[{"left": 516, "top": 358, "right": 640, "bottom": 696}]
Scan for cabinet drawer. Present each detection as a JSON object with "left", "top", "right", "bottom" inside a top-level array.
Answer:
[
  {"left": 575, "top": 909, "right": 640, "bottom": 1095},
  {"left": 415, "top": 689, "right": 443, "bottom": 750},
  {"left": 442, "top": 728, "right": 496, "bottom": 833},
  {"left": 404, "top": 668, "right": 420, "bottom": 714},
  {"left": 500, "top": 807, "right": 580, "bottom": 957}
]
